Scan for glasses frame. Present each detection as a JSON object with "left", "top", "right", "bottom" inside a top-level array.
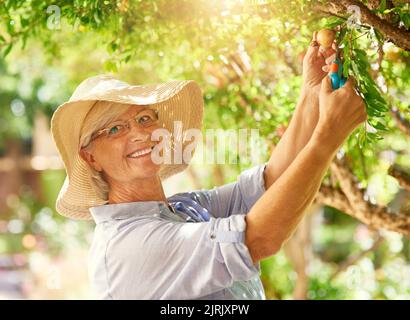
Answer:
[{"left": 89, "top": 108, "right": 159, "bottom": 144}]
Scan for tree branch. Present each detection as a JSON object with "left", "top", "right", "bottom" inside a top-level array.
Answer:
[
  {"left": 315, "top": 185, "right": 355, "bottom": 216},
  {"left": 329, "top": 158, "right": 410, "bottom": 235},
  {"left": 313, "top": 0, "right": 410, "bottom": 51},
  {"left": 330, "top": 232, "right": 384, "bottom": 280},
  {"left": 389, "top": 164, "right": 410, "bottom": 192},
  {"left": 314, "top": 158, "right": 410, "bottom": 236}
]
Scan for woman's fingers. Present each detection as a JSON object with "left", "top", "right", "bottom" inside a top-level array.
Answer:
[
  {"left": 319, "top": 40, "right": 338, "bottom": 59},
  {"left": 308, "top": 32, "right": 337, "bottom": 65},
  {"left": 320, "top": 52, "right": 336, "bottom": 72},
  {"left": 325, "top": 53, "right": 336, "bottom": 65},
  {"left": 320, "top": 46, "right": 336, "bottom": 59},
  {"left": 322, "top": 41, "right": 339, "bottom": 72},
  {"left": 305, "top": 31, "right": 320, "bottom": 62},
  {"left": 313, "top": 31, "right": 318, "bottom": 42},
  {"left": 344, "top": 77, "right": 358, "bottom": 90}
]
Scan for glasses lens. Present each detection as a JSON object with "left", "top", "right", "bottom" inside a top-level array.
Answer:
[
  {"left": 92, "top": 109, "right": 159, "bottom": 142},
  {"left": 107, "top": 123, "right": 127, "bottom": 136},
  {"left": 136, "top": 109, "right": 159, "bottom": 127}
]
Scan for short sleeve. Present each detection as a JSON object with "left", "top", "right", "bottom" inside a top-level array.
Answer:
[
  {"left": 178, "top": 163, "right": 267, "bottom": 219},
  {"left": 105, "top": 214, "right": 260, "bottom": 299}
]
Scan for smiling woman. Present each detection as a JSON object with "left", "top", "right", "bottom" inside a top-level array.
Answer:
[
  {"left": 79, "top": 102, "right": 162, "bottom": 201},
  {"left": 50, "top": 74, "right": 204, "bottom": 219},
  {"left": 49, "top": 37, "right": 366, "bottom": 298},
  {"left": 50, "top": 74, "right": 268, "bottom": 299},
  {"left": 79, "top": 103, "right": 164, "bottom": 204},
  {"left": 79, "top": 101, "right": 130, "bottom": 200}
]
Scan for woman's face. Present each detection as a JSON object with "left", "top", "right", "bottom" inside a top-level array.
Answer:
[{"left": 80, "top": 105, "right": 162, "bottom": 183}]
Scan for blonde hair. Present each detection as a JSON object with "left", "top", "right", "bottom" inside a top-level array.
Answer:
[{"left": 79, "top": 100, "right": 131, "bottom": 200}]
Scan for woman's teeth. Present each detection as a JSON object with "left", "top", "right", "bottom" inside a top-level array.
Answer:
[{"left": 127, "top": 147, "right": 152, "bottom": 158}]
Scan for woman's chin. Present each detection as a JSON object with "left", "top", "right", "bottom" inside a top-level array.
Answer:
[{"left": 127, "top": 154, "right": 160, "bottom": 171}]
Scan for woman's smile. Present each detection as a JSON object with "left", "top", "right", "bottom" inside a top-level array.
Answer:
[{"left": 126, "top": 145, "right": 155, "bottom": 159}]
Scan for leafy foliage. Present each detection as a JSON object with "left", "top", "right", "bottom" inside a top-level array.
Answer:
[{"left": 0, "top": 0, "right": 409, "bottom": 299}]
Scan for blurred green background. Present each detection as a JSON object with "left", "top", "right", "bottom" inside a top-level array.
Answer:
[{"left": 0, "top": 0, "right": 409, "bottom": 299}]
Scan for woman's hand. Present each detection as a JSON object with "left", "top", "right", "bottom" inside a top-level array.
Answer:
[
  {"left": 313, "top": 76, "right": 367, "bottom": 151},
  {"left": 302, "top": 31, "right": 337, "bottom": 91}
]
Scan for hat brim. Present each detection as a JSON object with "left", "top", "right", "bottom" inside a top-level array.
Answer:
[{"left": 51, "top": 80, "right": 203, "bottom": 220}]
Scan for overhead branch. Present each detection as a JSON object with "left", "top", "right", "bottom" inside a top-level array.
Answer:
[
  {"left": 314, "top": 158, "right": 410, "bottom": 236},
  {"left": 313, "top": 0, "right": 410, "bottom": 51},
  {"left": 315, "top": 185, "right": 355, "bottom": 216},
  {"left": 329, "top": 158, "right": 410, "bottom": 235},
  {"left": 365, "top": 0, "right": 398, "bottom": 25},
  {"left": 389, "top": 164, "right": 410, "bottom": 192}
]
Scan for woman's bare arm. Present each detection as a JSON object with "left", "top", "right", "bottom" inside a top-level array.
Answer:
[
  {"left": 246, "top": 134, "right": 337, "bottom": 262},
  {"left": 245, "top": 76, "right": 367, "bottom": 263},
  {"left": 264, "top": 33, "right": 337, "bottom": 188},
  {"left": 264, "top": 90, "right": 319, "bottom": 188}
]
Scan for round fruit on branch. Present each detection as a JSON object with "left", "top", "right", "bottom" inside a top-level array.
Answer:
[{"left": 317, "top": 29, "right": 336, "bottom": 48}]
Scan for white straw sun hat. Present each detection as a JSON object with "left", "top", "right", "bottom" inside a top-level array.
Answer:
[{"left": 51, "top": 74, "right": 204, "bottom": 221}]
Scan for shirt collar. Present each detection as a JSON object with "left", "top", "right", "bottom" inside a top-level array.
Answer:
[{"left": 89, "top": 200, "right": 174, "bottom": 224}]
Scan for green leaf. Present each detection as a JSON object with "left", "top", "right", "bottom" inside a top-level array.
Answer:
[
  {"left": 3, "top": 43, "right": 12, "bottom": 57},
  {"left": 21, "top": 33, "right": 28, "bottom": 50},
  {"left": 103, "top": 60, "right": 117, "bottom": 72},
  {"left": 374, "top": 28, "right": 384, "bottom": 43},
  {"left": 355, "top": 49, "right": 367, "bottom": 60},
  {"left": 324, "top": 17, "right": 344, "bottom": 29},
  {"left": 379, "top": 0, "right": 387, "bottom": 12},
  {"left": 400, "top": 13, "right": 410, "bottom": 28},
  {"left": 368, "top": 119, "right": 387, "bottom": 131},
  {"left": 93, "top": 11, "right": 101, "bottom": 25},
  {"left": 382, "top": 8, "right": 396, "bottom": 14},
  {"left": 20, "top": 16, "right": 29, "bottom": 28},
  {"left": 366, "top": 132, "right": 383, "bottom": 140},
  {"left": 107, "top": 41, "right": 118, "bottom": 54}
]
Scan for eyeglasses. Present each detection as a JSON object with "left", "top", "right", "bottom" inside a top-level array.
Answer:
[{"left": 90, "top": 108, "right": 159, "bottom": 143}]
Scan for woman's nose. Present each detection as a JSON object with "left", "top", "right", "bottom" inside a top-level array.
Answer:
[{"left": 127, "top": 121, "right": 151, "bottom": 142}]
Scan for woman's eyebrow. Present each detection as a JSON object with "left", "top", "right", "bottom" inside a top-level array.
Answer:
[
  {"left": 113, "top": 106, "right": 149, "bottom": 122},
  {"left": 134, "top": 107, "right": 151, "bottom": 116}
]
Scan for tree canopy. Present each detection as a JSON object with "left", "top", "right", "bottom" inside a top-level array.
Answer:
[{"left": 0, "top": 0, "right": 409, "bottom": 299}]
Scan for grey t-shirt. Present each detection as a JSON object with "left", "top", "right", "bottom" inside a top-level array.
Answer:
[{"left": 88, "top": 163, "right": 267, "bottom": 299}]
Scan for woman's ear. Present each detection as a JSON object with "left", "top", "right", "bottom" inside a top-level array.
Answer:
[{"left": 79, "top": 147, "right": 103, "bottom": 172}]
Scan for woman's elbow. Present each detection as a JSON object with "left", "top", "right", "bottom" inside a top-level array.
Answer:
[
  {"left": 263, "top": 240, "right": 283, "bottom": 257},
  {"left": 247, "top": 239, "right": 283, "bottom": 264}
]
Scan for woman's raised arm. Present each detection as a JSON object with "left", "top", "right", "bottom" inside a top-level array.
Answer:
[{"left": 245, "top": 76, "right": 367, "bottom": 264}]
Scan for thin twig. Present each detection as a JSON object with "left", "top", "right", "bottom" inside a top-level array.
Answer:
[
  {"left": 330, "top": 233, "right": 383, "bottom": 280},
  {"left": 351, "top": 31, "right": 370, "bottom": 42}
]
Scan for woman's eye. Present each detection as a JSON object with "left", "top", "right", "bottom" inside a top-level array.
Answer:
[
  {"left": 138, "top": 115, "right": 152, "bottom": 124},
  {"left": 108, "top": 125, "right": 122, "bottom": 135}
]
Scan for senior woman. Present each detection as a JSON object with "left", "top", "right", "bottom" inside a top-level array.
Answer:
[{"left": 50, "top": 34, "right": 366, "bottom": 300}]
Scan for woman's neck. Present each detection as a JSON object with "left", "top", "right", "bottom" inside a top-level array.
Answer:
[{"left": 107, "top": 174, "right": 168, "bottom": 205}]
